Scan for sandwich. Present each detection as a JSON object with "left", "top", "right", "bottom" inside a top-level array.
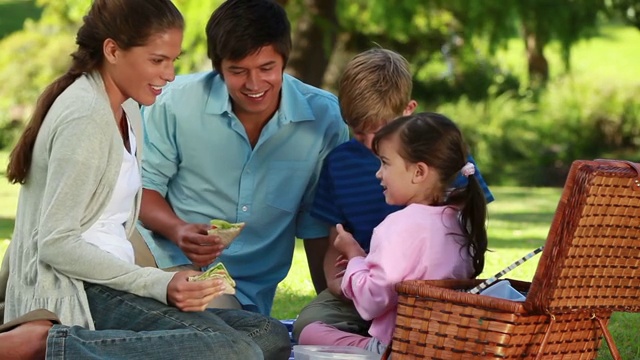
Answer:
[
  {"left": 208, "top": 219, "right": 245, "bottom": 247},
  {"left": 188, "top": 262, "right": 236, "bottom": 295}
]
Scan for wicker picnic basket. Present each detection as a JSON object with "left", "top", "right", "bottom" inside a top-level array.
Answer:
[{"left": 388, "top": 160, "right": 640, "bottom": 359}]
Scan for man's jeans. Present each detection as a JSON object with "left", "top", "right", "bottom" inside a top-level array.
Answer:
[{"left": 45, "top": 284, "right": 291, "bottom": 359}]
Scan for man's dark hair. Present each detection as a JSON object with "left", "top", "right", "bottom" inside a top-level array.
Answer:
[{"left": 206, "top": 0, "right": 292, "bottom": 72}]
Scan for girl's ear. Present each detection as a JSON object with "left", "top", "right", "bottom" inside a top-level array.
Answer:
[{"left": 412, "top": 162, "right": 429, "bottom": 183}]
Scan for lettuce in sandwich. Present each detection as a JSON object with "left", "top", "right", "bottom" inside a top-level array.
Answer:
[
  {"left": 208, "top": 219, "right": 245, "bottom": 247},
  {"left": 188, "top": 262, "right": 236, "bottom": 295}
]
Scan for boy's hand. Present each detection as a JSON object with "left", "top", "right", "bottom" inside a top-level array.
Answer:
[
  {"left": 167, "top": 270, "right": 226, "bottom": 311},
  {"left": 334, "top": 224, "right": 366, "bottom": 260},
  {"left": 174, "top": 223, "right": 225, "bottom": 267},
  {"left": 323, "top": 231, "right": 348, "bottom": 300},
  {"left": 327, "top": 254, "right": 347, "bottom": 298},
  {"left": 334, "top": 254, "right": 349, "bottom": 278},
  {"left": 327, "top": 277, "right": 345, "bottom": 299}
]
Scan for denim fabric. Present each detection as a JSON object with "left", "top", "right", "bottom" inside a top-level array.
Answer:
[
  {"left": 206, "top": 307, "right": 291, "bottom": 359},
  {"left": 45, "top": 284, "right": 291, "bottom": 359}
]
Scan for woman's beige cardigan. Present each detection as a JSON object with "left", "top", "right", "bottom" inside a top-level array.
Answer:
[{"left": 2, "top": 71, "right": 174, "bottom": 329}]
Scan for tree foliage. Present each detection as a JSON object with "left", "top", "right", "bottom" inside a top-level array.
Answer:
[
  {"left": 0, "top": 0, "right": 624, "bottom": 120},
  {"left": 607, "top": 0, "right": 640, "bottom": 29},
  {"left": 0, "top": 0, "right": 84, "bottom": 115},
  {"left": 173, "top": 0, "right": 223, "bottom": 73},
  {"left": 329, "top": 0, "right": 605, "bottom": 86}
]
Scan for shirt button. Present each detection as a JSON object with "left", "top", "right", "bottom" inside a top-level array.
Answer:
[{"left": 242, "top": 205, "right": 248, "bottom": 212}]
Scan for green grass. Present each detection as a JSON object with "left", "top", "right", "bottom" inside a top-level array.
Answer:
[{"left": 0, "top": 0, "right": 42, "bottom": 40}]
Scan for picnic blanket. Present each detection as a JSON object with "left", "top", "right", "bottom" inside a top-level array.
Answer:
[{"left": 280, "top": 319, "right": 297, "bottom": 360}]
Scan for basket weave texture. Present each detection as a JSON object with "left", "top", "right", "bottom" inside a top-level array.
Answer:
[{"left": 390, "top": 160, "right": 640, "bottom": 359}]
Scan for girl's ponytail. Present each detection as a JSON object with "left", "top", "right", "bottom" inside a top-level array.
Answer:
[{"left": 458, "top": 174, "right": 488, "bottom": 277}]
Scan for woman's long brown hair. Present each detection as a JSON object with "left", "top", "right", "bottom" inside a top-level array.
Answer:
[{"left": 7, "top": 0, "right": 183, "bottom": 184}]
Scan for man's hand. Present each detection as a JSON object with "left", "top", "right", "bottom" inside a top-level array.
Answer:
[
  {"left": 334, "top": 224, "right": 366, "bottom": 260},
  {"left": 174, "top": 223, "right": 225, "bottom": 267},
  {"left": 167, "top": 270, "right": 226, "bottom": 311},
  {"left": 139, "top": 189, "right": 225, "bottom": 267}
]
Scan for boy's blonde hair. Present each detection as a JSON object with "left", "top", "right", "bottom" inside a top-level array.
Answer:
[{"left": 339, "top": 48, "right": 413, "bottom": 132}]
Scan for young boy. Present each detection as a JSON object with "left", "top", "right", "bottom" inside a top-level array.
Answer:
[{"left": 292, "top": 48, "right": 494, "bottom": 340}]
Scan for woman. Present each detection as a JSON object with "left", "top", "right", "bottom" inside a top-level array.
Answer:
[{"left": 0, "top": 0, "right": 290, "bottom": 359}]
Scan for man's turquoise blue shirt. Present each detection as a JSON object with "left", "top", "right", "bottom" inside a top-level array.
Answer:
[{"left": 138, "top": 71, "right": 348, "bottom": 315}]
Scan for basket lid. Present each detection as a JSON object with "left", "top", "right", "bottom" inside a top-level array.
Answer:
[{"left": 526, "top": 159, "right": 640, "bottom": 314}]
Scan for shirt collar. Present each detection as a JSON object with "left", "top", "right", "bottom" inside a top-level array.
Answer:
[
  {"left": 204, "top": 72, "right": 316, "bottom": 124},
  {"left": 205, "top": 71, "right": 233, "bottom": 115}
]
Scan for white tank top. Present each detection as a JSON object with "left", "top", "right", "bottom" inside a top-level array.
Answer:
[{"left": 81, "top": 116, "right": 141, "bottom": 263}]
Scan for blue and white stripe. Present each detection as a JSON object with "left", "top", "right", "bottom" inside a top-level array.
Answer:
[{"left": 468, "top": 245, "right": 544, "bottom": 295}]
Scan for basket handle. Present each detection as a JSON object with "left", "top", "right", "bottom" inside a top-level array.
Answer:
[{"left": 468, "top": 246, "right": 544, "bottom": 294}]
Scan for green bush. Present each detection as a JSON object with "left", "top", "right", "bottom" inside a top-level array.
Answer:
[
  {"left": 0, "top": 117, "right": 22, "bottom": 151},
  {"left": 534, "top": 79, "right": 640, "bottom": 184},
  {"left": 416, "top": 60, "right": 521, "bottom": 106},
  {"left": 436, "top": 78, "right": 640, "bottom": 186}
]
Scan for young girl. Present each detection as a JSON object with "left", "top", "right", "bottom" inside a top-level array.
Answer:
[{"left": 298, "top": 112, "right": 488, "bottom": 354}]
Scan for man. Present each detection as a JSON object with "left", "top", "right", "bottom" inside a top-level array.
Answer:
[{"left": 134, "top": 0, "right": 348, "bottom": 315}]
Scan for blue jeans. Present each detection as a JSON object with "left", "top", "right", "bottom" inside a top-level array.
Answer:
[{"left": 45, "top": 284, "right": 291, "bottom": 359}]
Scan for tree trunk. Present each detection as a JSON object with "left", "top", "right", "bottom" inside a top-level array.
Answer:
[
  {"left": 321, "top": 32, "right": 354, "bottom": 93},
  {"left": 285, "top": 0, "right": 338, "bottom": 88},
  {"left": 523, "top": 26, "right": 549, "bottom": 87}
]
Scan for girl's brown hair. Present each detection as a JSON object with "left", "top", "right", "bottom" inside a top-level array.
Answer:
[
  {"left": 373, "top": 112, "right": 488, "bottom": 277},
  {"left": 7, "top": 0, "right": 183, "bottom": 184}
]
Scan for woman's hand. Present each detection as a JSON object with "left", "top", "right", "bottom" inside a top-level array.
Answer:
[
  {"left": 334, "top": 224, "right": 366, "bottom": 260},
  {"left": 166, "top": 270, "right": 226, "bottom": 311}
]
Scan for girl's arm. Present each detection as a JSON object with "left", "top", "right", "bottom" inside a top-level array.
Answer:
[{"left": 340, "top": 223, "right": 416, "bottom": 320}]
